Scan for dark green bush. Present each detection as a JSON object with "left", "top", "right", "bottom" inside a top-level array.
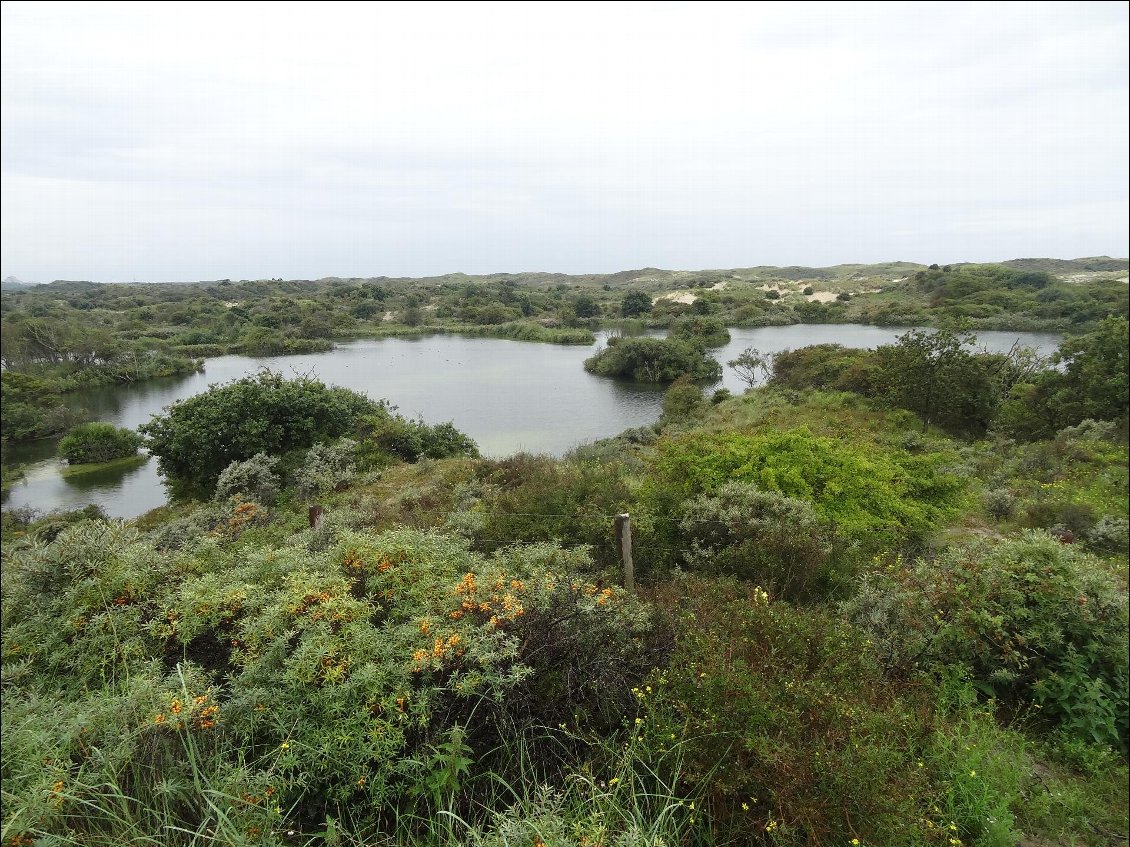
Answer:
[
  {"left": 356, "top": 410, "right": 479, "bottom": 467},
  {"left": 57, "top": 422, "right": 141, "bottom": 464},
  {"left": 660, "top": 376, "right": 706, "bottom": 424},
  {"left": 583, "top": 337, "right": 721, "bottom": 383},
  {"left": 844, "top": 532, "right": 1129, "bottom": 750},
  {"left": 668, "top": 316, "right": 730, "bottom": 347},
  {"left": 139, "top": 371, "right": 377, "bottom": 492}
]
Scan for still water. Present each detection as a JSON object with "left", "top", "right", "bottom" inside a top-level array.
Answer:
[{"left": 3, "top": 325, "right": 1062, "bottom": 519}]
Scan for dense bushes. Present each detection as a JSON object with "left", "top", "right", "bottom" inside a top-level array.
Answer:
[
  {"left": 140, "top": 371, "right": 377, "bottom": 493},
  {"left": 998, "top": 317, "right": 1129, "bottom": 439},
  {"left": 356, "top": 409, "right": 480, "bottom": 467},
  {"left": 3, "top": 352, "right": 1128, "bottom": 846},
  {"left": 57, "top": 422, "right": 142, "bottom": 464},
  {"left": 0, "top": 521, "right": 658, "bottom": 840},
  {"left": 770, "top": 343, "right": 878, "bottom": 394},
  {"left": 678, "top": 481, "right": 844, "bottom": 601},
  {"left": 584, "top": 336, "right": 722, "bottom": 383},
  {"left": 0, "top": 371, "right": 86, "bottom": 440},
  {"left": 648, "top": 427, "right": 964, "bottom": 555},
  {"left": 639, "top": 576, "right": 935, "bottom": 844},
  {"left": 466, "top": 454, "right": 634, "bottom": 568},
  {"left": 668, "top": 316, "right": 730, "bottom": 347},
  {"left": 845, "top": 532, "right": 1129, "bottom": 750}
]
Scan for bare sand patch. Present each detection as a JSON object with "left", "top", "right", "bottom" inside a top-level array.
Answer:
[
  {"left": 806, "top": 291, "right": 839, "bottom": 303},
  {"left": 654, "top": 291, "right": 698, "bottom": 305}
]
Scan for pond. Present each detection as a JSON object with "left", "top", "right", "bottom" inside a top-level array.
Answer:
[{"left": 2, "top": 325, "right": 1063, "bottom": 519}]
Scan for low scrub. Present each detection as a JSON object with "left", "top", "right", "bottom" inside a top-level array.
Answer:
[
  {"left": 57, "top": 422, "right": 142, "bottom": 465},
  {"left": 584, "top": 336, "right": 722, "bottom": 383}
]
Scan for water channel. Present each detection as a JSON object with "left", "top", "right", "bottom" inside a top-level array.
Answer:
[{"left": 2, "top": 325, "right": 1063, "bottom": 519}]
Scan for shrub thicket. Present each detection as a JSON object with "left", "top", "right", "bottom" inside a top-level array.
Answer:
[
  {"left": 140, "top": 371, "right": 377, "bottom": 493},
  {"left": 844, "top": 532, "right": 1129, "bottom": 750},
  {"left": 584, "top": 337, "right": 722, "bottom": 383},
  {"left": 57, "top": 422, "right": 141, "bottom": 464}
]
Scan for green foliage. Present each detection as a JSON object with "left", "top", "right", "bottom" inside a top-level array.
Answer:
[
  {"left": 668, "top": 316, "right": 730, "bottom": 347},
  {"left": 998, "top": 317, "right": 1129, "bottom": 439},
  {"left": 873, "top": 327, "right": 1000, "bottom": 435},
  {"left": 139, "top": 371, "right": 377, "bottom": 493},
  {"left": 214, "top": 453, "right": 281, "bottom": 505},
  {"left": 639, "top": 575, "right": 935, "bottom": 845},
  {"left": 660, "top": 376, "right": 707, "bottom": 424},
  {"left": 620, "top": 290, "right": 653, "bottom": 317},
  {"left": 0, "top": 521, "right": 659, "bottom": 841},
  {"left": 584, "top": 337, "right": 722, "bottom": 383},
  {"left": 355, "top": 408, "right": 479, "bottom": 467},
  {"left": 726, "top": 345, "right": 772, "bottom": 390},
  {"left": 677, "top": 482, "right": 847, "bottom": 602},
  {"left": 648, "top": 427, "right": 963, "bottom": 552},
  {"left": 56, "top": 422, "right": 142, "bottom": 465},
  {"left": 294, "top": 438, "right": 358, "bottom": 500},
  {"left": 0, "top": 371, "right": 87, "bottom": 440},
  {"left": 844, "top": 533, "right": 1129, "bottom": 750},
  {"left": 770, "top": 343, "right": 878, "bottom": 394},
  {"left": 468, "top": 454, "right": 633, "bottom": 569}
]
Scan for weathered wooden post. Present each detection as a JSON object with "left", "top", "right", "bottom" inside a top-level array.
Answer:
[
  {"left": 615, "top": 513, "right": 634, "bottom": 592},
  {"left": 309, "top": 504, "right": 324, "bottom": 530}
]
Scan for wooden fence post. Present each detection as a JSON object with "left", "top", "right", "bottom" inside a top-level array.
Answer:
[
  {"left": 309, "top": 505, "right": 324, "bottom": 530},
  {"left": 615, "top": 513, "right": 634, "bottom": 592}
]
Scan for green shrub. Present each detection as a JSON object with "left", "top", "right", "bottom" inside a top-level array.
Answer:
[
  {"left": 983, "top": 488, "right": 1017, "bottom": 521},
  {"left": 1, "top": 372, "right": 88, "bottom": 440},
  {"left": 1, "top": 518, "right": 660, "bottom": 840},
  {"left": 844, "top": 532, "right": 1129, "bottom": 749},
  {"left": 660, "top": 376, "right": 707, "bottom": 424},
  {"left": 770, "top": 344, "right": 878, "bottom": 395},
  {"left": 677, "top": 481, "right": 848, "bottom": 602},
  {"left": 471, "top": 454, "right": 633, "bottom": 569},
  {"left": 647, "top": 427, "right": 963, "bottom": 556},
  {"left": 639, "top": 575, "right": 934, "bottom": 845},
  {"left": 57, "top": 422, "right": 142, "bottom": 464},
  {"left": 584, "top": 337, "right": 722, "bottom": 383},
  {"left": 668, "top": 316, "right": 730, "bottom": 347},
  {"left": 140, "top": 370, "right": 377, "bottom": 493},
  {"left": 356, "top": 409, "right": 479, "bottom": 467},
  {"left": 294, "top": 438, "right": 357, "bottom": 499},
  {"left": 214, "top": 452, "right": 281, "bottom": 505}
]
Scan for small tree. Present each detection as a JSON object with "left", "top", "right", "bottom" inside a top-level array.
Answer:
[
  {"left": 620, "top": 290, "right": 653, "bottom": 317},
  {"left": 874, "top": 328, "right": 995, "bottom": 435},
  {"left": 727, "top": 346, "right": 773, "bottom": 390}
]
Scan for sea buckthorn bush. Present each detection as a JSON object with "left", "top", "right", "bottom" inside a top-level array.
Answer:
[
  {"left": 213, "top": 452, "right": 281, "bottom": 505},
  {"left": 1, "top": 519, "right": 659, "bottom": 840}
]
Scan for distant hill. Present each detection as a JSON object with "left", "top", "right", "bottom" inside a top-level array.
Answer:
[
  {"left": 998, "top": 257, "right": 1129, "bottom": 274},
  {"left": 1, "top": 276, "right": 35, "bottom": 291},
  {"left": 317, "top": 257, "right": 1126, "bottom": 291}
]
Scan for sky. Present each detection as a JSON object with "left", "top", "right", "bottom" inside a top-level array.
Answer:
[{"left": 1, "top": 1, "right": 1127, "bottom": 283}]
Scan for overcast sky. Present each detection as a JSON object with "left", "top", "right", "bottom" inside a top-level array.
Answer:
[{"left": 1, "top": 1, "right": 1127, "bottom": 282}]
